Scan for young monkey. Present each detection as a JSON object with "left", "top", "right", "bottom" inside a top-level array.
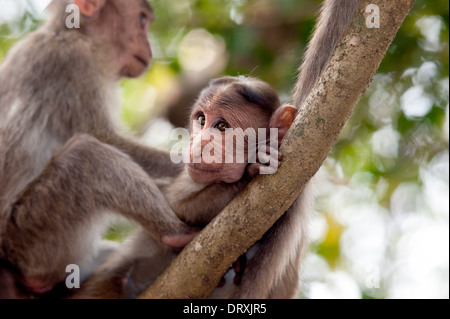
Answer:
[
  {"left": 78, "top": 0, "right": 364, "bottom": 299},
  {"left": 78, "top": 76, "right": 313, "bottom": 299}
]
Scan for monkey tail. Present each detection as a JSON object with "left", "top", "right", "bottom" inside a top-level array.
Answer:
[{"left": 293, "top": 0, "right": 362, "bottom": 108}]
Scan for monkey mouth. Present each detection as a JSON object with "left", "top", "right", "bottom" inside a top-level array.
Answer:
[{"left": 134, "top": 55, "right": 149, "bottom": 67}]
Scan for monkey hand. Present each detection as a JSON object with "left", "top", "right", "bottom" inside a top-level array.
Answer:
[
  {"left": 162, "top": 227, "right": 201, "bottom": 248},
  {"left": 217, "top": 253, "right": 247, "bottom": 288},
  {"left": 232, "top": 253, "right": 247, "bottom": 286},
  {"left": 246, "top": 105, "right": 297, "bottom": 178},
  {"left": 246, "top": 144, "right": 283, "bottom": 178}
]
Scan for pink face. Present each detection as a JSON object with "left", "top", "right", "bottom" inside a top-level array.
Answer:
[
  {"left": 187, "top": 89, "right": 270, "bottom": 185},
  {"left": 187, "top": 117, "right": 250, "bottom": 184}
]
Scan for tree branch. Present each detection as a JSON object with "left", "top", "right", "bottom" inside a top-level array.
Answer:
[{"left": 139, "top": 0, "right": 415, "bottom": 299}]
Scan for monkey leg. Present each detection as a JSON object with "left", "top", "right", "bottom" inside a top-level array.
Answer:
[
  {"left": 73, "top": 231, "right": 176, "bottom": 299},
  {"left": 2, "top": 134, "right": 195, "bottom": 294}
]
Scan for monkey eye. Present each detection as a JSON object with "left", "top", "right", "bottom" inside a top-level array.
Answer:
[
  {"left": 140, "top": 13, "right": 149, "bottom": 31},
  {"left": 216, "top": 122, "right": 230, "bottom": 132},
  {"left": 197, "top": 115, "right": 206, "bottom": 126}
]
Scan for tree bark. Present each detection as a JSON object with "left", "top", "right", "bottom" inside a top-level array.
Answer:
[{"left": 139, "top": 0, "right": 416, "bottom": 299}]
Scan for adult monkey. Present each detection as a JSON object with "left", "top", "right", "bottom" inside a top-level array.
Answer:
[{"left": 0, "top": 0, "right": 197, "bottom": 297}]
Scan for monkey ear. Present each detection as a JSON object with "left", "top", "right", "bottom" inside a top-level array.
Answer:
[
  {"left": 269, "top": 105, "right": 298, "bottom": 144},
  {"left": 74, "top": 0, "right": 106, "bottom": 18},
  {"left": 270, "top": 105, "right": 298, "bottom": 129}
]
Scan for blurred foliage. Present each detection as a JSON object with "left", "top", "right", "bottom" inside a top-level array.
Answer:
[
  {"left": 0, "top": 0, "right": 448, "bottom": 299},
  {"left": 103, "top": 221, "right": 136, "bottom": 243}
]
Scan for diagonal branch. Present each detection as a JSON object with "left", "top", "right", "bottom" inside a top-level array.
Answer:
[{"left": 139, "top": 0, "right": 416, "bottom": 299}]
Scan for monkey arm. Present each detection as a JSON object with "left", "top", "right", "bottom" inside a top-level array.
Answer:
[
  {"left": 73, "top": 172, "right": 246, "bottom": 299},
  {"left": 99, "top": 133, "right": 184, "bottom": 179},
  {"left": 2, "top": 134, "right": 195, "bottom": 293},
  {"left": 166, "top": 170, "right": 247, "bottom": 227}
]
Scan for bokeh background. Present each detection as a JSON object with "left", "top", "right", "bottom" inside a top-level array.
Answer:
[{"left": 0, "top": 0, "right": 448, "bottom": 299}]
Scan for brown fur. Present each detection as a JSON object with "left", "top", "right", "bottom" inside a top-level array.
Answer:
[{"left": 0, "top": 0, "right": 193, "bottom": 297}]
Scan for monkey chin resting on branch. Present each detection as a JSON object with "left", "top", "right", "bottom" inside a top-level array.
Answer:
[
  {"left": 75, "top": 76, "right": 315, "bottom": 299},
  {"left": 0, "top": 0, "right": 199, "bottom": 298}
]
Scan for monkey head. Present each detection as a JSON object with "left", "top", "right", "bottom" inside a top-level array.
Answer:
[
  {"left": 186, "top": 76, "right": 297, "bottom": 185},
  {"left": 67, "top": 0, "right": 154, "bottom": 78}
]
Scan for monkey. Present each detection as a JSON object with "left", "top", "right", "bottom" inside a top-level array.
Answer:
[
  {"left": 73, "top": 75, "right": 310, "bottom": 299},
  {"left": 1, "top": 0, "right": 363, "bottom": 299},
  {"left": 0, "top": 0, "right": 198, "bottom": 297},
  {"left": 75, "top": 0, "right": 365, "bottom": 299}
]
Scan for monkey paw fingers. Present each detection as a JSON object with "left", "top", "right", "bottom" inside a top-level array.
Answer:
[
  {"left": 247, "top": 145, "right": 282, "bottom": 176},
  {"left": 162, "top": 227, "right": 201, "bottom": 248}
]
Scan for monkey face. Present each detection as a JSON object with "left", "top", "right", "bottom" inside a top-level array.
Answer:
[
  {"left": 187, "top": 99, "right": 269, "bottom": 185},
  {"left": 115, "top": 1, "right": 154, "bottom": 78},
  {"left": 187, "top": 119, "right": 253, "bottom": 184},
  {"left": 184, "top": 77, "right": 298, "bottom": 185},
  {"left": 76, "top": 0, "right": 154, "bottom": 78},
  {"left": 104, "top": 0, "right": 154, "bottom": 78}
]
